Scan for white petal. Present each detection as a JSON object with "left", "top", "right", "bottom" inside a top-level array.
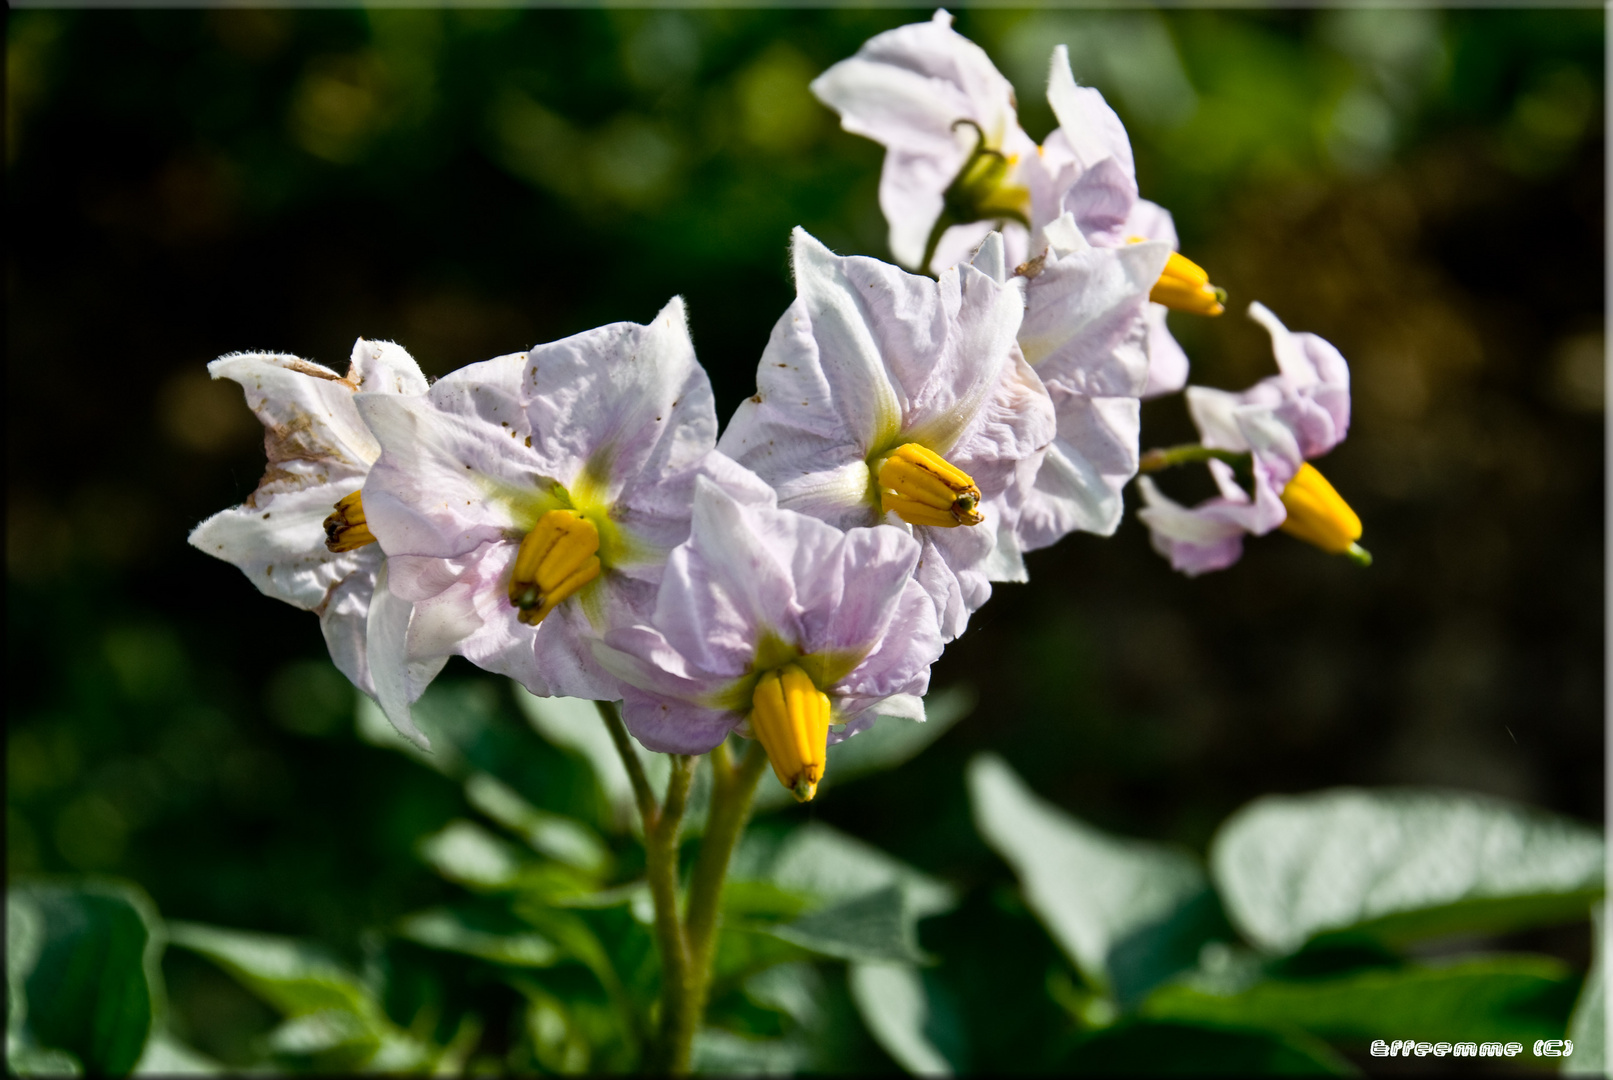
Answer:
[
  {"left": 367, "top": 561, "right": 432, "bottom": 750},
  {"left": 318, "top": 559, "right": 381, "bottom": 694},
  {"left": 1186, "top": 386, "right": 1251, "bottom": 452},
  {"left": 349, "top": 338, "right": 429, "bottom": 397},
  {"left": 1046, "top": 45, "right": 1136, "bottom": 179},
  {"left": 1141, "top": 305, "right": 1191, "bottom": 399},
  {"left": 188, "top": 481, "right": 364, "bottom": 610},
  {"left": 969, "top": 231, "right": 1008, "bottom": 284},
  {"left": 209, "top": 351, "right": 378, "bottom": 476}
]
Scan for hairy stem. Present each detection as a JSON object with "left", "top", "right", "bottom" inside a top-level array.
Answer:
[
  {"left": 646, "top": 754, "right": 695, "bottom": 1073},
  {"left": 596, "top": 699, "right": 659, "bottom": 829},
  {"left": 674, "top": 740, "right": 769, "bottom": 1066}
]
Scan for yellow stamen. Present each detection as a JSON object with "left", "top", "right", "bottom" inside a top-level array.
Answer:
[
  {"left": 1280, "top": 463, "right": 1370, "bottom": 564},
  {"left": 1128, "top": 238, "right": 1226, "bottom": 316},
  {"left": 324, "top": 490, "right": 377, "bottom": 552},
  {"left": 876, "top": 443, "right": 984, "bottom": 528},
  {"left": 750, "top": 664, "right": 831, "bottom": 803},
  {"left": 508, "top": 509, "right": 602, "bottom": 626}
]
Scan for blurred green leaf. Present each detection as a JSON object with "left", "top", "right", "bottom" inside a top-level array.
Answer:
[
  {"left": 165, "top": 920, "right": 434, "bottom": 1072},
  {"left": 7, "top": 880, "right": 162, "bottom": 1077},
  {"left": 397, "top": 905, "right": 561, "bottom": 968},
  {"left": 848, "top": 961, "right": 954, "bottom": 1076},
  {"left": 752, "top": 686, "right": 976, "bottom": 813},
  {"left": 969, "top": 754, "right": 1215, "bottom": 1003},
  {"left": 1565, "top": 904, "right": 1605, "bottom": 1075},
  {"left": 132, "top": 1031, "right": 222, "bottom": 1075},
  {"left": 1145, "top": 954, "right": 1578, "bottom": 1047},
  {"left": 1059, "top": 1019, "right": 1358, "bottom": 1076},
  {"left": 768, "top": 885, "right": 926, "bottom": 965},
  {"left": 693, "top": 1027, "right": 805, "bottom": 1075},
  {"left": 165, "top": 921, "right": 371, "bottom": 1019},
  {"left": 417, "top": 818, "right": 596, "bottom": 901},
  {"left": 1210, "top": 788, "right": 1605, "bottom": 953},
  {"left": 463, "top": 772, "right": 610, "bottom": 875},
  {"left": 735, "top": 821, "right": 957, "bottom": 920}
]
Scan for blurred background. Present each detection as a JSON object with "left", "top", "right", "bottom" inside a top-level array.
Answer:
[{"left": 6, "top": 6, "right": 1603, "bottom": 1066}]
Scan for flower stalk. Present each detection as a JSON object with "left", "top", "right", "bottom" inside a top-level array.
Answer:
[{"left": 596, "top": 701, "right": 768, "bottom": 1075}]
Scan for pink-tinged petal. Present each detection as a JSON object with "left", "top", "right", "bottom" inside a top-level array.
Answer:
[
  {"left": 1186, "top": 386, "right": 1253, "bottom": 453},
  {"left": 882, "top": 149, "right": 968, "bottom": 271},
  {"left": 834, "top": 577, "right": 941, "bottom": 701},
  {"left": 1018, "top": 392, "right": 1141, "bottom": 546},
  {"left": 1141, "top": 306, "right": 1191, "bottom": 399},
  {"left": 915, "top": 523, "right": 994, "bottom": 641},
  {"left": 1046, "top": 45, "right": 1136, "bottom": 181},
  {"left": 1019, "top": 223, "right": 1163, "bottom": 398},
  {"left": 1057, "top": 155, "right": 1139, "bottom": 247},
  {"left": 620, "top": 691, "right": 738, "bottom": 755},
  {"left": 520, "top": 296, "right": 717, "bottom": 509},
  {"left": 357, "top": 352, "right": 540, "bottom": 560}
]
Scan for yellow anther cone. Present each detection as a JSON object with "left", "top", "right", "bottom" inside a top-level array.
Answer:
[
  {"left": 508, "top": 509, "right": 602, "bottom": 626},
  {"left": 1128, "top": 239, "right": 1226, "bottom": 316},
  {"left": 1279, "top": 463, "right": 1369, "bottom": 563},
  {"left": 877, "top": 443, "right": 984, "bottom": 528},
  {"left": 750, "top": 664, "right": 831, "bottom": 803},
  {"left": 324, "top": 490, "right": 377, "bottom": 552}
]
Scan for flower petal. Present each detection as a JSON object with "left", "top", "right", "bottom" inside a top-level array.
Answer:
[{"left": 1046, "top": 44, "right": 1136, "bottom": 181}]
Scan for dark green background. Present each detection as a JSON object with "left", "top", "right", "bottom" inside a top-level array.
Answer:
[{"left": 6, "top": 6, "right": 1603, "bottom": 1066}]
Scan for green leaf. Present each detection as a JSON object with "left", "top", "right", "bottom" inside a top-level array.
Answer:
[
  {"left": 735, "top": 821, "right": 956, "bottom": 920},
  {"left": 463, "top": 772, "right": 610, "bottom": 874},
  {"left": 848, "top": 962, "right": 955, "bottom": 1076},
  {"left": 1060, "top": 1019, "right": 1357, "bottom": 1075},
  {"left": 1565, "top": 903, "right": 1605, "bottom": 1075},
  {"left": 397, "top": 906, "right": 562, "bottom": 968},
  {"left": 165, "top": 921, "right": 371, "bottom": 1019},
  {"left": 969, "top": 754, "right": 1213, "bottom": 1002},
  {"left": 1210, "top": 788, "right": 1605, "bottom": 953},
  {"left": 132, "top": 1031, "right": 222, "bottom": 1075},
  {"left": 752, "top": 686, "right": 976, "bottom": 813},
  {"left": 1145, "top": 954, "right": 1579, "bottom": 1046},
  {"left": 768, "top": 885, "right": 927, "bottom": 964},
  {"left": 165, "top": 921, "right": 434, "bottom": 1072},
  {"left": 8, "top": 880, "right": 163, "bottom": 1077},
  {"left": 417, "top": 819, "right": 595, "bottom": 900},
  {"left": 693, "top": 1028, "right": 804, "bottom": 1075}
]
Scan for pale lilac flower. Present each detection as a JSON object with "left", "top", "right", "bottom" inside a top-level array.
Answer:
[
  {"left": 188, "top": 340, "right": 446, "bottom": 744},
  {"left": 813, "top": 19, "right": 1223, "bottom": 397},
  {"left": 810, "top": 9, "right": 1052, "bottom": 276},
  {"left": 356, "top": 297, "right": 748, "bottom": 712},
  {"left": 595, "top": 477, "right": 943, "bottom": 798},
  {"left": 717, "top": 227, "right": 1056, "bottom": 641},
  {"left": 1137, "top": 302, "right": 1360, "bottom": 575},
  {"left": 992, "top": 217, "right": 1171, "bottom": 542}
]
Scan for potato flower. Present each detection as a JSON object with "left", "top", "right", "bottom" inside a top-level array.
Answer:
[
  {"left": 813, "top": 14, "right": 1224, "bottom": 397},
  {"left": 355, "top": 298, "right": 752, "bottom": 719},
  {"left": 596, "top": 477, "right": 944, "bottom": 802},
  {"left": 188, "top": 340, "right": 446, "bottom": 745},
  {"left": 717, "top": 227, "right": 1056, "bottom": 641},
  {"left": 1136, "top": 303, "right": 1368, "bottom": 575}
]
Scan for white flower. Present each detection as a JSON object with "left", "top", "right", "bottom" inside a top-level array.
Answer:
[
  {"left": 718, "top": 228, "right": 1055, "bottom": 641},
  {"left": 356, "top": 297, "right": 754, "bottom": 710},
  {"left": 188, "top": 340, "right": 446, "bottom": 746}
]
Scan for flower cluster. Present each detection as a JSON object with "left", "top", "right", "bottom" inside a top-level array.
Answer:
[{"left": 193, "top": 11, "right": 1368, "bottom": 798}]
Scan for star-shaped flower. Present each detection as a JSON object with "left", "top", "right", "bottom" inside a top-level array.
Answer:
[
  {"left": 356, "top": 297, "right": 752, "bottom": 708},
  {"left": 596, "top": 477, "right": 943, "bottom": 801},
  {"left": 717, "top": 227, "right": 1056, "bottom": 640}
]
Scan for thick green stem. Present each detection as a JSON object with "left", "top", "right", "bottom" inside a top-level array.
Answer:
[
  {"left": 1138, "top": 443, "right": 1253, "bottom": 474},
  {"left": 682, "top": 741, "right": 769, "bottom": 1000},
  {"left": 645, "top": 754, "right": 695, "bottom": 1073}
]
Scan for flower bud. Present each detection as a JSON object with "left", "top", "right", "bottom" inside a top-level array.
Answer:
[
  {"left": 323, "top": 490, "right": 377, "bottom": 552},
  {"left": 877, "top": 443, "right": 985, "bottom": 528},
  {"left": 508, "top": 509, "right": 602, "bottom": 626},
  {"left": 750, "top": 664, "right": 831, "bottom": 802}
]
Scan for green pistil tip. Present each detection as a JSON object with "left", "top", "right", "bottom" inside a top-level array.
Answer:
[{"left": 1345, "top": 542, "right": 1373, "bottom": 567}]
